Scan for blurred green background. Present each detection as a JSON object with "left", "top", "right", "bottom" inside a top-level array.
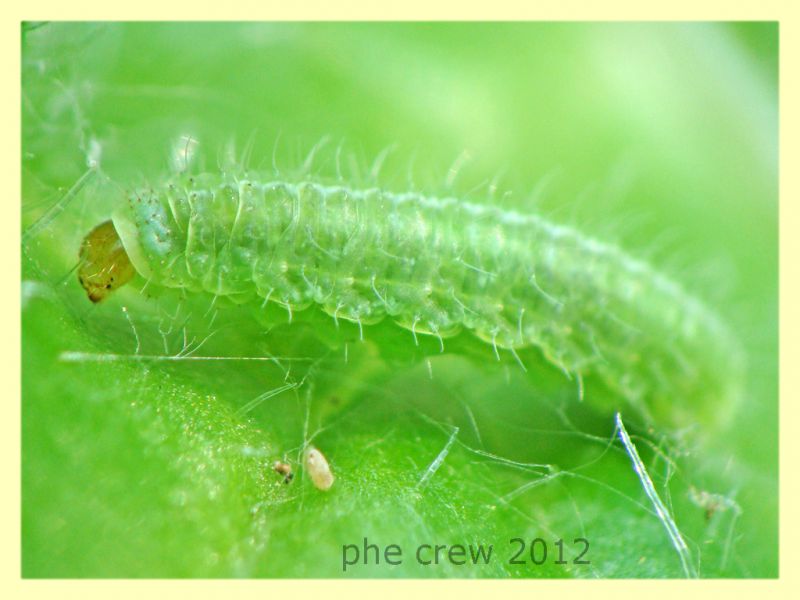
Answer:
[{"left": 21, "top": 22, "right": 777, "bottom": 577}]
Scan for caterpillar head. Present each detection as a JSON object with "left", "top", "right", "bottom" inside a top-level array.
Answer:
[{"left": 78, "top": 220, "right": 136, "bottom": 303}]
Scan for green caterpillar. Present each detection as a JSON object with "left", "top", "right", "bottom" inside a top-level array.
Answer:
[{"left": 78, "top": 172, "right": 743, "bottom": 429}]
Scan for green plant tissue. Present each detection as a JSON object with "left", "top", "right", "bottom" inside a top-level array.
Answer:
[{"left": 21, "top": 22, "right": 777, "bottom": 578}]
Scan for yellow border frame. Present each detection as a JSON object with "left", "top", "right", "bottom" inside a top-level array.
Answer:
[{"left": 6, "top": 3, "right": 797, "bottom": 597}]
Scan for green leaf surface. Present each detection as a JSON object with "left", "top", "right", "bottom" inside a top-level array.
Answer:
[{"left": 21, "top": 22, "right": 777, "bottom": 578}]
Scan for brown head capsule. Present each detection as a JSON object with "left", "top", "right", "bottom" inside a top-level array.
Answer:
[{"left": 78, "top": 220, "right": 136, "bottom": 303}]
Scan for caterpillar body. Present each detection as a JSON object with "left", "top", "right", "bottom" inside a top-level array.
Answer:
[{"left": 78, "top": 172, "right": 742, "bottom": 428}]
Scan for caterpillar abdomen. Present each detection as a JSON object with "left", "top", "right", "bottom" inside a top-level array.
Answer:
[{"left": 85, "top": 173, "right": 741, "bottom": 426}]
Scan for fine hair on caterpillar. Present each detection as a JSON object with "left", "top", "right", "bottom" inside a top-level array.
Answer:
[{"left": 74, "top": 143, "right": 744, "bottom": 433}]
